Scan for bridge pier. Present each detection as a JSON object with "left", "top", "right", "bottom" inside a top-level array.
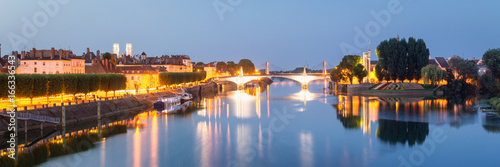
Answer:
[{"left": 301, "top": 83, "right": 309, "bottom": 90}]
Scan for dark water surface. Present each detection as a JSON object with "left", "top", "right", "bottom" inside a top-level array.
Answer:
[{"left": 40, "top": 80, "right": 500, "bottom": 167}]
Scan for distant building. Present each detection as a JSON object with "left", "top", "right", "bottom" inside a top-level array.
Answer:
[
  {"left": 362, "top": 50, "right": 371, "bottom": 83},
  {"left": 126, "top": 43, "right": 132, "bottom": 57},
  {"left": 117, "top": 65, "right": 159, "bottom": 90},
  {"left": 429, "top": 57, "right": 450, "bottom": 70},
  {"left": 204, "top": 66, "right": 217, "bottom": 79},
  {"left": 113, "top": 43, "right": 120, "bottom": 56},
  {"left": 15, "top": 48, "right": 85, "bottom": 74},
  {"left": 467, "top": 57, "right": 488, "bottom": 75},
  {"left": 116, "top": 54, "right": 192, "bottom": 73}
]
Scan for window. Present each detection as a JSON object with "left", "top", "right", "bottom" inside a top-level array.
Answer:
[
  {"left": 131, "top": 76, "right": 134, "bottom": 80},
  {"left": 34, "top": 62, "right": 37, "bottom": 65},
  {"left": 56, "top": 63, "right": 58, "bottom": 66},
  {"left": 56, "top": 71, "right": 59, "bottom": 74},
  {"left": 24, "top": 62, "right": 26, "bottom": 65},
  {"left": 43, "top": 62, "right": 45, "bottom": 66},
  {"left": 34, "top": 68, "right": 37, "bottom": 73},
  {"left": 42, "top": 71, "right": 46, "bottom": 74}
]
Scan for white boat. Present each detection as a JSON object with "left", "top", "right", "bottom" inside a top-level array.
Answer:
[
  {"left": 157, "top": 101, "right": 193, "bottom": 114},
  {"left": 154, "top": 95, "right": 181, "bottom": 111},
  {"left": 177, "top": 93, "right": 193, "bottom": 102}
]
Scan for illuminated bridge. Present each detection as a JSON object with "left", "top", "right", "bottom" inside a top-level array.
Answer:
[{"left": 217, "top": 62, "right": 331, "bottom": 89}]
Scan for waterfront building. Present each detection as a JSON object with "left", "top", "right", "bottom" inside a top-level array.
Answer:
[{"left": 15, "top": 48, "right": 85, "bottom": 74}]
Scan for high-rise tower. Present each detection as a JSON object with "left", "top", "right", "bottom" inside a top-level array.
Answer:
[
  {"left": 126, "top": 43, "right": 132, "bottom": 57},
  {"left": 113, "top": 43, "right": 119, "bottom": 56}
]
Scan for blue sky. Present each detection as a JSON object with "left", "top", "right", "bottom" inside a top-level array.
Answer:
[{"left": 1, "top": 0, "right": 499, "bottom": 70}]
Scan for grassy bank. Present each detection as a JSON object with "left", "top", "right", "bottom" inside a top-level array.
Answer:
[{"left": 0, "top": 124, "right": 127, "bottom": 167}]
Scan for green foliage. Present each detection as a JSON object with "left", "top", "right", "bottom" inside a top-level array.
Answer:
[
  {"left": 329, "top": 68, "right": 342, "bottom": 83},
  {"left": 482, "top": 48, "right": 500, "bottom": 79},
  {"left": 376, "top": 37, "right": 429, "bottom": 82},
  {"left": 47, "top": 75, "right": 63, "bottom": 96},
  {"left": 102, "top": 52, "right": 116, "bottom": 65},
  {"left": 77, "top": 74, "right": 90, "bottom": 95},
  {"left": 159, "top": 72, "right": 207, "bottom": 86},
  {"left": 421, "top": 65, "right": 446, "bottom": 86},
  {"left": 62, "top": 74, "right": 78, "bottom": 95},
  {"left": 32, "top": 74, "right": 48, "bottom": 98},
  {"left": 0, "top": 74, "right": 9, "bottom": 98},
  {"left": 87, "top": 74, "right": 100, "bottom": 93},
  {"left": 375, "top": 63, "right": 385, "bottom": 82},
  {"left": 15, "top": 74, "right": 33, "bottom": 98},
  {"left": 479, "top": 73, "right": 500, "bottom": 94},
  {"left": 353, "top": 64, "right": 368, "bottom": 83},
  {"left": 216, "top": 61, "right": 227, "bottom": 72},
  {"left": 337, "top": 55, "right": 363, "bottom": 84},
  {"left": 99, "top": 74, "right": 110, "bottom": 93},
  {"left": 238, "top": 59, "right": 256, "bottom": 74},
  {"left": 448, "top": 56, "right": 479, "bottom": 81}
]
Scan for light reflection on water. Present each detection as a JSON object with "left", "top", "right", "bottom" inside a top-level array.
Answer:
[{"left": 40, "top": 80, "right": 500, "bottom": 167}]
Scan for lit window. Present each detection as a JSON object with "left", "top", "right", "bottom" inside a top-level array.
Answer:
[{"left": 131, "top": 76, "right": 134, "bottom": 80}]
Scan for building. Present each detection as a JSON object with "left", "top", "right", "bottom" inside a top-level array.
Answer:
[
  {"left": 116, "top": 65, "right": 159, "bottom": 90},
  {"left": 204, "top": 66, "right": 217, "bottom": 79},
  {"left": 116, "top": 54, "right": 193, "bottom": 73},
  {"left": 15, "top": 48, "right": 85, "bottom": 74},
  {"left": 126, "top": 43, "right": 132, "bottom": 57},
  {"left": 362, "top": 50, "right": 371, "bottom": 83},
  {"left": 429, "top": 57, "right": 450, "bottom": 70},
  {"left": 113, "top": 43, "right": 120, "bottom": 57}
]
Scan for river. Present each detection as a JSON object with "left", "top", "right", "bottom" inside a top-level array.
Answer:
[{"left": 40, "top": 79, "right": 500, "bottom": 167}]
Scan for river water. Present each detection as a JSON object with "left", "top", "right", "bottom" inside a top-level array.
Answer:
[{"left": 40, "top": 80, "right": 500, "bottom": 167}]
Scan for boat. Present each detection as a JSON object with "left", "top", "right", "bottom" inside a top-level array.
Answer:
[
  {"left": 157, "top": 101, "right": 193, "bottom": 114},
  {"left": 153, "top": 95, "right": 181, "bottom": 112},
  {"left": 177, "top": 93, "right": 193, "bottom": 103}
]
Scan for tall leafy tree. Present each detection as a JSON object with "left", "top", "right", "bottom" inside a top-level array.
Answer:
[
  {"left": 238, "top": 59, "right": 256, "bottom": 74},
  {"left": 415, "top": 38, "right": 430, "bottom": 81},
  {"left": 47, "top": 75, "right": 63, "bottom": 104},
  {"left": 406, "top": 37, "right": 417, "bottom": 81},
  {"left": 421, "top": 65, "right": 445, "bottom": 86},
  {"left": 338, "top": 55, "right": 363, "bottom": 84},
  {"left": 482, "top": 48, "right": 500, "bottom": 79},
  {"left": 449, "top": 56, "right": 479, "bottom": 81},
  {"left": 330, "top": 68, "right": 342, "bottom": 83},
  {"left": 216, "top": 61, "right": 227, "bottom": 72},
  {"left": 353, "top": 64, "right": 368, "bottom": 83},
  {"left": 32, "top": 75, "right": 48, "bottom": 104}
]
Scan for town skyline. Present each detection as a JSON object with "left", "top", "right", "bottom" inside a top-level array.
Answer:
[{"left": 1, "top": 1, "right": 499, "bottom": 69}]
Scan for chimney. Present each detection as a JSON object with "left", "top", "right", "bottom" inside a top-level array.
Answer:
[
  {"left": 87, "top": 48, "right": 90, "bottom": 54},
  {"left": 105, "top": 59, "right": 109, "bottom": 70},
  {"left": 31, "top": 48, "right": 36, "bottom": 58},
  {"left": 96, "top": 50, "right": 100, "bottom": 59},
  {"left": 51, "top": 47, "right": 55, "bottom": 59},
  {"left": 21, "top": 51, "right": 25, "bottom": 59}
]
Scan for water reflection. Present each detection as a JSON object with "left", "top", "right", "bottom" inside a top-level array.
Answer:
[
  {"left": 334, "top": 95, "right": 479, "bottom": 146},
  {"left": 300, "top": 132, "right": 314, "bottom": 167}
]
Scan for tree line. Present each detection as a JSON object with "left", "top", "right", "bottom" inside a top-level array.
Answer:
[
  {"left": 215, "top": 59, "right": 256, "bottom": 75},
  {"left": 0, "top": 74, "right": 127, "bottom": 104},
  {"left": 375, "top": 37, "right": 430, "bottom": 82},
  {"left": 159, "top": 71, "right": 206, "bottom": 86}
]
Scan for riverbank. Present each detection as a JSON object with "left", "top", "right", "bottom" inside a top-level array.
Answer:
[{"left": 356, "top": 89, "right": 443, "bottom": 97}]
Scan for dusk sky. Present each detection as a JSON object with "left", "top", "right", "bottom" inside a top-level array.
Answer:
[{"left": 1, "top": 0, "right": 499, "bottom": 70}]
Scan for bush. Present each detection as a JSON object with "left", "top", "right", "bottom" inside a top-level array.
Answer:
[
  {"left": 490, "top": 97, "right": 499, "bottom": 104},
  {"left": 496, "top": 103, "right": 500, "bottom": 111}
]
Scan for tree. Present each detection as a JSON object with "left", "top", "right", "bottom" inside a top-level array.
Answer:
[
  {"left": 102, "top": 52, "right": 116, "bottom": 65},
  {"left": 226, "top": 61, "right": 237, "bottom": 75},
  {"left": 238, "top": 59, "right": 255, "bottom": 74},
  {"left": 63, "top": 74, "right": 78, "bottom": 99},
  {"left": 482, "top": 48, "right": 500, "bottom": 79},
  {"left": 47, "top": 75, "right": 63, "bottom": 103},
  {"left": 375, "top": 63, "right": 385, "bottom": 82},
  {"left": 353, "top": 64, "right": 368, "bottom": 83},
  {"left": 449, "top": 56, "right": 479, "bottom": 81},
  {"left": 32, "top": 75, "right": 48, "bottom": 104},
  {"left": 376, "top": 37, "right": 429, "bottom": 82},
  {"left": 421, "top": 65, "right": 445, "bottom": 86},
  {"left": 330, "top": 68, "right": 342, "bottom": 83},
  {"left": 338, "top": 55, "right": 363, "bottom": 84},
  {"left": 216, "top": 61, "right": 227, "bottom": 72}
]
